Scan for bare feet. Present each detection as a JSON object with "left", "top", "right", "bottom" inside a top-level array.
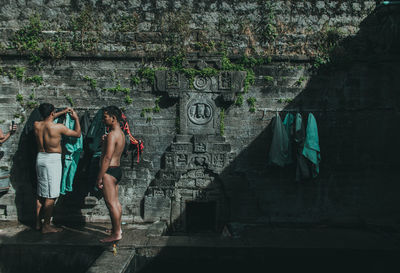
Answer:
[
  {"left": 105, "top": 228, "right": 122, "bottom": 235},
  {"left": 41, "top": 224, "right": 63, "bottom": 234},
  {"left": 100, "top": 233, "right": 122, "bottom": 243},
  {"left": 35, "top": 221, "right": 42, "bottom": 231}
]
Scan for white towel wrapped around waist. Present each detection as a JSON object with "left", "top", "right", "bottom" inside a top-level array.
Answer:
[{"left": 36, "top": 152, "right": 62, "bottom": 198}]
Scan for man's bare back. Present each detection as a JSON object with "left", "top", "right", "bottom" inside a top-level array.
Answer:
[
  {"left": 33, "top": 105, "right": 81, "bottom": 234},
  {"left": 34, "top": 108, "right": 81, "bottom": 153},
  {"left": 34, "top": 121, "right": 66, "bottom": 153}
]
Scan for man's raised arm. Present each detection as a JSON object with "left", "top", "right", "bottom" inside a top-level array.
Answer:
[
  {"left": 54, "top": 107, "right": 70, "bottom": 119},
  {"left": 62, "top": 109, "right": 81, "bottom": 138}
]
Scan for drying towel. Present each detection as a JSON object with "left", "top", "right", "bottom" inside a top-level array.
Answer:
[
  {"left": 36, "top": 152, "right": 62, "bottom": 198},
  {"left": 302, "top": 113, "right": 321, "bottom": 178},
  {"left": 60, "top": 113, "right": 83, "bottom": 194}
]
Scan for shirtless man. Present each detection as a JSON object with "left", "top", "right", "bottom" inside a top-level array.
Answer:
[
  {"left": 34, "top": 103, "right": 81, "bottom": 233},
  {"left": 0, "top": 123, "right": 17, "bottom": 145},
  {"left": 96, "top": 106, "right": 125, "bottom": 243},
  {"left": 0, "top": 122, "right": 17, "bottom": 160}
]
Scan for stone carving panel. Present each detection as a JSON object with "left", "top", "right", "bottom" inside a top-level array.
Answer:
[
  {"left": 193, "top": 75, "right": 211, "bottom": 91},
  {"left": 187, "top": 100, "right": 213, "bottom": 125}
]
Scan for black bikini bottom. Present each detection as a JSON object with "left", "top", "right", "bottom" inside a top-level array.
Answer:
[{"left": 105, "top": 166, "right": 122, "bottom": 183}]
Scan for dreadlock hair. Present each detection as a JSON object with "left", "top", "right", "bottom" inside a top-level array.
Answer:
[
  {"left": 103, "top": 105, "right": 122, "bottom": 122},
  {"left": 38, "top": 103, "right": 55, "bottom": 119}
]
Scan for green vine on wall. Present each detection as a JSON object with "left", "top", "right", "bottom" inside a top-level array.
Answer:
[
  {"left": 65, "top": 94, "right": 74, "bottom": 106},
  {"left": 103, "top": 81, "right": 130, "bottom": 94},
  {"left": 313, "top": 26, "right": 344, "bottom": 69},
  {"left": 140, "top": 97, "right": 161, "bottom": 122},
  {"left": 83, "top": 75, "right": 97, "bottom": 89},
  {"left": 70, "top": 5, "right": 102, "bottom": 52},
  {"left": 247, "top": 97, "right": 257, "bottom": 113},
  {"left": 26, "top": 75, "right": 43, "bottom": 86}
]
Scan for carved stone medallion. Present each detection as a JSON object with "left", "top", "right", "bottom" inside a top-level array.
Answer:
[{"left": 187, "top": 100, "right": 213, "bottom": 125}]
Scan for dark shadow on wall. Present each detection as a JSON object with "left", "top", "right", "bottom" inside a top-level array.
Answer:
[
  {"left": 136, "top": 6, "right": 400, "bottom": 272},
  {"left": 142, "top": 4, "right": 400, "bottom": 234}
]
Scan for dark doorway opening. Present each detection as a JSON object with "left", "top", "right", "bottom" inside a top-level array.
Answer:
[{"left": 186, "top": 201, "right": 216, "bottom": 233}]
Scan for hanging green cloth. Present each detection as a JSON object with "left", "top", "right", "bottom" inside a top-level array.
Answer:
[
  {"left": 302, "top": 113, "right": 321, "bottom": 178},
  {"left": 60, "top": 113, "right": 83, "bottom": 194}
]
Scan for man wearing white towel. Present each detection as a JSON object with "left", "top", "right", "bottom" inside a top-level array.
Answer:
[{"left": 34, "top": 103, "right": 81, "bottom": 233}]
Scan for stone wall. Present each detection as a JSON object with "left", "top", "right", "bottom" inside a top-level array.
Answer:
[{"left": 1, "top": 1, "right": 400, "bottom": 229}]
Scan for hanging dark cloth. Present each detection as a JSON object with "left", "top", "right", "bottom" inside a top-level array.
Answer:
[
  {"left": 295, "top": 113, "right": 311, "bottom": 181},
  {"left": 268, "top": 112, "right": 289, "bottom": 167}
]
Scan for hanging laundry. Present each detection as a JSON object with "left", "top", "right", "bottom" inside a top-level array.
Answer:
[
  {"left": 282, "top": 113, "right": 295, "bottom": 165},
  {"left": 302, "top": 113, "right": 321, "bottom": 178},
  {"left": 86, "top": 109, "right": 106, "bottom": 154},
  {"left": 268, "top": 112, "right": 289, "bottom": 167},
  {"left": 59, "top": 113, "right": 83, "bottom": 194},
  {"left": 80, "top": 111, "right": 91, "bottom": 139},
  {"left": 294, "top": 113, "right": 311, "bottom": 181}
]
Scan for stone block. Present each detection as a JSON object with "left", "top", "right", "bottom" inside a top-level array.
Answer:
[
  {"left": 0, "top": 193, "right": 15, "bottom": 205},
  {"left": 144, "top": 195, "right": 171, "bottom": 222},
  {"left": 5, "top": 205, "right": 17, "bottom": 216}
]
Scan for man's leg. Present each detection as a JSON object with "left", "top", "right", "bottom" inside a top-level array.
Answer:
[
  {"left": 35, "top": 196, "right": 44, "bottom": 230},
  {"left": 101, "top": 173, "right": 122, "bottom": 242},
  {"left": 41, "top": 198, "right": 62, "bottom": 234}
]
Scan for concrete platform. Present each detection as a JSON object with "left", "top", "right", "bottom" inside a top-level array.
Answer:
[{"left": 1, "top": 221, "right": 400, "bottom": 273}]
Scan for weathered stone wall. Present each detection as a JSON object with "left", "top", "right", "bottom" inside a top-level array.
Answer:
[{"left": 1, "top": 1, "right": 400, "bottom": 229}]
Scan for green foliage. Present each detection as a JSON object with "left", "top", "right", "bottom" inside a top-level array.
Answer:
[
  {"left": 264, "top": 75, "right": 274, "bottom": 82},
  {"left": 65, "top": 94, "right": 74, "bottom": 106},
  {"left": 247, "top": 97, "right": 257, "bottom": 113},
  {"left": 113, "top": 14, "right": 139, "bottom": 32},
  {"left": 26, "top": 100, "right": 38, "bottom": 109},
  {"left": 138, "top": 67, "right": 156, "bottom": 84},
  {"left": 16, "top": 93, "right": 23, "bottom": 103},
  {"left": 193, "top": 40, "right": 218, "bottom": 52},
  {"left": 29, "top": 92, "right": 35, "bottom": 100},
  {"left": 140, "top": 97, "right": 161, "bottom": 120},
  {"left": 220, "top": 109, "right": 225, "bottom": 136},
  {"left": 240, "top": 55, "right": 265, "bottom": 68},
  {"left": 296, "top": 76, "right": 306, "bottom": 86},
  {"left": 83, "top": 75, "right": 97, "bottom": 89},
  {"left": 153, "top": 97, "right": 161, "bottom": 113},
  {"left": 278, "top": 98, "right": 293, "bottom": 103},
  {"left": 140, "top": 107, "right": 152, "bottom": 117},
  {"left": 26, "top": 75, "right": 43, "bottom": 85},
  {"left": 259, "top": 1, "right": 278, "bottom": 44},
  {"left": 104, "top": 81, "right": 130, "bottom": 94},
  {"left": 235, "top": 93, "right": 244, "bottom": 106},
  {"left": 42, "top": 37, "right": 69, "bottom": 59},
  {"left": 314, "top": 27, "right": 344, "bottom": 68},
  {"left": 11, "top": 13, "right": 71, "bottom": 64},
  {"left": 12, "top": 13, "right": 42, "bottom": 53},
  {"left": 14, "top": 67, "right": 25, "bottom": 80},
  {"left": 166, "top": 53, "right": 185, "bottom": 70},
  {"left": 70, "top": 5, "right": 102, "bottom": 52},
  {"left": 131, "top": 76, "right": 140, "bottom": 85},
  {"left": 125, "top": 95, "right": 133, "bottom": 104}
]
